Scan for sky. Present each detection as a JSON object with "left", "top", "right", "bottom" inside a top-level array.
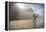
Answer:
[
  {"left": 16, "top": 3, "right": 44, "bottom": 16},
  {"left": 15, "top": 0, "right": 44, "bottom": 16},
  {"left": 31, "top": 4, "right": 44, "bottom": 16}
]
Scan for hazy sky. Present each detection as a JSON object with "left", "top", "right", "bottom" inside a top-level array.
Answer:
[
  {"left": 16, "top": 3, "right": 44, "bottom": 16},
  {"left": 31, "top": 4, "right": 44, "bottom": 16},
  {"left": 15, "top": 0, "right": 44, "bottom": 16}
]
